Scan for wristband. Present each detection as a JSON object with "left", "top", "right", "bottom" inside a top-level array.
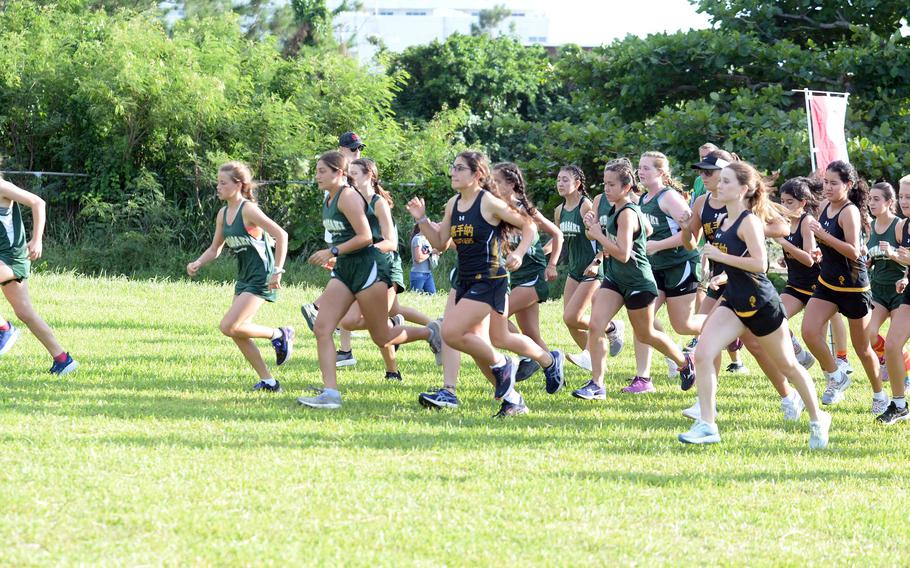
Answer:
[
  {"left": 417, "top": 216, "right": 429, "bottom": 224},
  {"left": 272, "top": 268, "right": 285, "bottom": 275}
]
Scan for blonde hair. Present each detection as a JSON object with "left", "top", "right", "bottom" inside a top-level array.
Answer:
[
  {"left": 641, "top": 151, "right": 685, "bottom": 195},
  {"left": 724, "top": 161, "right": 787, "bottom": 224},
  {"left": 219, "top": 161, "right": 257, "bottom": 202},
  {"left": 900, "top": 174, "right": 910, "bottom": 188}
]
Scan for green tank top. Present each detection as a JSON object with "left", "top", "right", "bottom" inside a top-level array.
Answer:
[
  {"left": 598, "top": 197, "right": 656, "bottom": 292},
  {"left": 868, "top": 217, "right": 904, "bottom": 286},
  {"left": 639, "top": 188, "right": 699, "bottom": 270},
  {"left": 509, "top": 213, "right": 547, "bottom": 283},
  {"left": 560, "top": 199, "right": 600, "bottom": 275},
  {"left": 323, "top": 186, "right": 364, "bottom": 256},
  {"left": 0, "top": 201, "right": 27, "bottom": 262},
  {"left": 222, "top": 201, "right": 274, "bottom": 285}
]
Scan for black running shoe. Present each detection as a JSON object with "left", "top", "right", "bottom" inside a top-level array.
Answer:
[
  {"left": 493, "top": 396, "right": 528, "bottom": 418},
  {"left": 679, "top": 353, "right": 696, "bottom": 391},
  {"left": 251, "top": 380, "right": 282, "bottom": 393},
  {"left": 272, "top": 327, "right": 294, "bottom": 366},
  {"left": 515, "top": 357, "right": 541, "bottom": 382},
  {"left": 876, "top": 401, "right": 910, "bottom": 425},
  {"left": 385, "top": 371, "right": 402, "bottom": 381},
  {"left": 492, "top": 357, "right": 516, "bottom": 399}
]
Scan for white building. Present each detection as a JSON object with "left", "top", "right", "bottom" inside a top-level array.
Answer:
[{"left": 333, "top": 1, "right": 551, "bottom": 63}]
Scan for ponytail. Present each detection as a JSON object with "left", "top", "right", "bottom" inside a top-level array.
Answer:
[
  {"left": 351, "top": 158, "right": 393, "bottom": 209},
  {"left": 780, "top": 176, "right": 822, "bottom": 217},
  {"left": 219, "top": 161, "right": 257, "bottom": 202},
  {"left": 827, "top": 160, "right": 870, "bottom": 233},
  {"left": 641, "top": 150, "right": 687, "bottom": 201},
  {"left": 725, "top": 161, "right": 787, "bottom": 225},
  {"left": 560, "top": 165, "right": 589, "bottom": 202}
]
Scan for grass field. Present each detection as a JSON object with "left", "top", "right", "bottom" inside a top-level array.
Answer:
[{"left": 2, "top": 272, "right": 909, "bottom": 566}]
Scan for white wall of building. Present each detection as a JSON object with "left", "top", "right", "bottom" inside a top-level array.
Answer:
[{"left": 333, "top": 1, "right": 550, "bottom": 63}]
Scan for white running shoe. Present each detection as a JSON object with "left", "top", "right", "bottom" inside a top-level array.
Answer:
[
  {"left": 781, "top": 390, "right": 805, "bottom": 421},
  {"left": 796, "top": 349, "right": 815, "bottom": 370},
  {"left": 678, "top": 420, "right": 721, "bottom": 444},
  {"left": 809, "top": 411, "right": 832, "bottom": 449},
  {"left": 606, "top": 320, "right": 625, "bottom": 357},
  {"left": 837, "top": 357, "right": 854, "bottom": 375},
  {"left": 682, "top": 399, "right": 718, "bottom": 421},
  {"left": 872, "top": 396, "right": 890, "bottom": 416},
  {"left": 567, "top": 350, "right": 593, "bottom": 372},
  {"left": 821, "top": 370, "right": 851, "bottom": 405}
]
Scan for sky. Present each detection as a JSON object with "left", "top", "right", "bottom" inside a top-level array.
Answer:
[{"left": 527, "top": 0, "right": 713, "bottom": 45}]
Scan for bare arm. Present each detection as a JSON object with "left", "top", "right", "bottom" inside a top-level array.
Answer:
[
  {"left": 485, "top": 193, "right": 537, "bottom": 265},
  {"left": 680, "top": 194, "right": 706, "bottom": 251},
  {"left": 585, "top": 205, "right": 637, "bottom": 263},
  {"left": 372, "top": 198, "right": 398, "bottom": 254},
  {"left": 647, "top": 190, "right": 693, "bottom": 254},
  {"left": 407, "top": 196, "right": 455, "bottom": 252},
  {"left": 812, "top": 205, "right": 864, "bottom": 260}
]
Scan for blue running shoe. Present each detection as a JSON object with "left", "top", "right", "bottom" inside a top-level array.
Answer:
[
  {"left": 49, "top": 353, "right": 78, "bottom": 376},
  {"left": 418, "top": 388, "right": 460, "bottom": 409},
  {"left": 272, "top": 326, "right": 294, "bottom": 366},
  {"left": 493, "top": 395, "right": 528, "bottom": 418},
  {"left": 572, "top": 380, "right": 606, "bottom": 400},
  {"left": 515, "top": 357, "right": 541, "bottom": 382},
  {"left": 0, "top": 324, "right": 21, "bottom": 357},
  {"left": 492, "top": 357, "right": 516, "bottom": 400},
  {"left": 543, "top": 350, "right": 565, "bottom": 394},
  {"left": 252, "top": 380, "right": 282, "bottom": 393}
]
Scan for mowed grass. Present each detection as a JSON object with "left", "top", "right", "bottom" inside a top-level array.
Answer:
[{"left": 2, "top": 272, "right": 909, "bottom": 566}]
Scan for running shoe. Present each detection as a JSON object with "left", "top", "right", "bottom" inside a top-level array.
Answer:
[
  {"left": 809, "top": 411, "right": 832, "bottom": 449},
  {"left": 0, "top": 324, "right": 20, "bottom": 357},
  {"left": 492, "top": 357, "right": 516, "bottom": 400},
  {"left": 837, "top": 355, "right": 854, "bottom": 375},
  {"left": 725, "top": 361, "right": 748, "bottom": 374},
  {"left": 515, "top": 357, "right": 541, "bottom": 382},
  {"left": 796, "top": 348, "right": 815, "bottom": 370},
  {"left": 385, "top": 371, "right": 402, "bottom": 381},
  {"left": 681, "top": 399, "right": 718, "bottom": 421},
  {"left": 728, "top": 338, "right": 744, "bottom": 351},
  {"left": 426, "top": 319, "right": 443, "bottom": 366},
  {"left": 571, "top": 380, "right": 606, "bottom": 400},
  {"left": 301, "top": 303, "right": 318, "bottom": 332},
  {"left": 622, "top": 376, "right": 655, "bottom": 394},
  {"left": 679, "top": 353, "right": 696, "bottom": 391},
  {"left": 876, "top": 401, "right": 910, "bottom": 425},
  {"left": 336, "top": 350, "right": 357, "bottom": 368},
  {"left": 606, "top": 320, "right": 625, "bottom": 357},
  {"left": 683, "top": 337, "right": 699, "bottom": 354},
  {"left": 49, "top": 353, "right": 79, "bottom": 376},
  {"left": 678, "top": 420, "right": 721, "bottom": 444},
  {"left": 666, "top": 356, "right": 680, "bottom": 380},
  {"left": 780, "top": 391, "right": 804, "bottom": 421},
  {"left": 872, "top": 396, "right": 890, "bottom": 416},
  {"left": 821, "top": 370, "right": 850, "bottom": 405},
  {"left": 297, "top": 388, "right": 342, "bottom": 409},
  {"left": 543, "top": 350, "right": 565, "bottom": 394},
  {"left": 493, "top": 396, "right": 528, "bottom": 418},
  {"left": 567, "top": 350, "right": 593, "bottom": 372},
  {"left": 272, "top": 326, "right": 294, "bottom": 366},
  {"left": 252, "top": 380, "right": 282, "bottom": 393},
  {"left": 418, "top": 388, "right": 460, "bottom": 409}
]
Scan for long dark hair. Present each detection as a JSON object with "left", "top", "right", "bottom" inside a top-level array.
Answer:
[
  {"left": 559, "top": 164, "right": 589, "bottom": 202},
  {"left": 779, "top": 176, "right": 822, "bottom": 217},
  {"left": 493, "top": 162, "right": 536, "bottom": 216},
  {"left": 827, "top": 160, "right": 870, "bottom": 232},
  {"left": 351, "top": 158, "right": 393, "bottom": 209}
]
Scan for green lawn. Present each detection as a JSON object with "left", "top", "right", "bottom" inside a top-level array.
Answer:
[{"left": 1, "top": 273, "right": 908, "bottom": 566}]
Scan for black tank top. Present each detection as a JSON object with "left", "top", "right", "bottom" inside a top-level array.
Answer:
[
  {"left": 701, "top": 196, "right": 726, "bottom": 277},
  {"left": 451, "top": 191, "right": 507, "bottom": 281},
  {"left": 818, "top": 203, "right": 869, "bottom": 291},
  {"left": 784, "top": 214, "right": 820, "bottom": 292},
  {"left": 901, "top": 219, "right": 910, "bottom": 248},
  {"left": 714, "top": 210, "right": 778, "bottom": 315}
]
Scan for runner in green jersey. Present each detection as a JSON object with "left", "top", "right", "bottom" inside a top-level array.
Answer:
[
  {"left": 555, "top": 165, "right": 625, "bottom": 371},
  {"left": 492, "top": 162, "right": 565, "bottom": 382},
  {"left": 0, "top": 175, "right": 78, "bottom": 374},
  {"left": 187, "top": 161, "right": 293, "bottom": 392},
  {"left": 570, "top": 159, "right": 695, "bottom": 399},
  {"left": 298, "top": 152, "right": 442, "bottom": 410},
  {"left": 335, "top": 158, "right": 433, "bottom": 383}
]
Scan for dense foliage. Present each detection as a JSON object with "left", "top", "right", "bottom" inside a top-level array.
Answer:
[{"left": 0, "top": 0, "right": 908, "bottom": 278}]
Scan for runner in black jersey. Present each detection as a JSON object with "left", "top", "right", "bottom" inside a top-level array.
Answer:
[
  {"left": 407, "top": 151, "right": 565, "bottom": 417},
  {"left": 679, "top": 161, "right": 830, "bottom": 449},
  {"left": 801, "top": 161, "right": 882, "bottom": 412},
  {"left": 875, "top": 178, "right": 910, "bottom": 424},
  {"left": 298, "top": 152, "right": 441, "bottom": 410},
  {"left": 681, "top": 155, "right": 808, "bottom": 423}
]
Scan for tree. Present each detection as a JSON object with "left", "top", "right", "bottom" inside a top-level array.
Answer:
[
  {"left": 470, "top": 4, "right": 512, "bottom": 36},
  {"left": 691, "top": 0, "right": 910, "bottom": 45}
]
